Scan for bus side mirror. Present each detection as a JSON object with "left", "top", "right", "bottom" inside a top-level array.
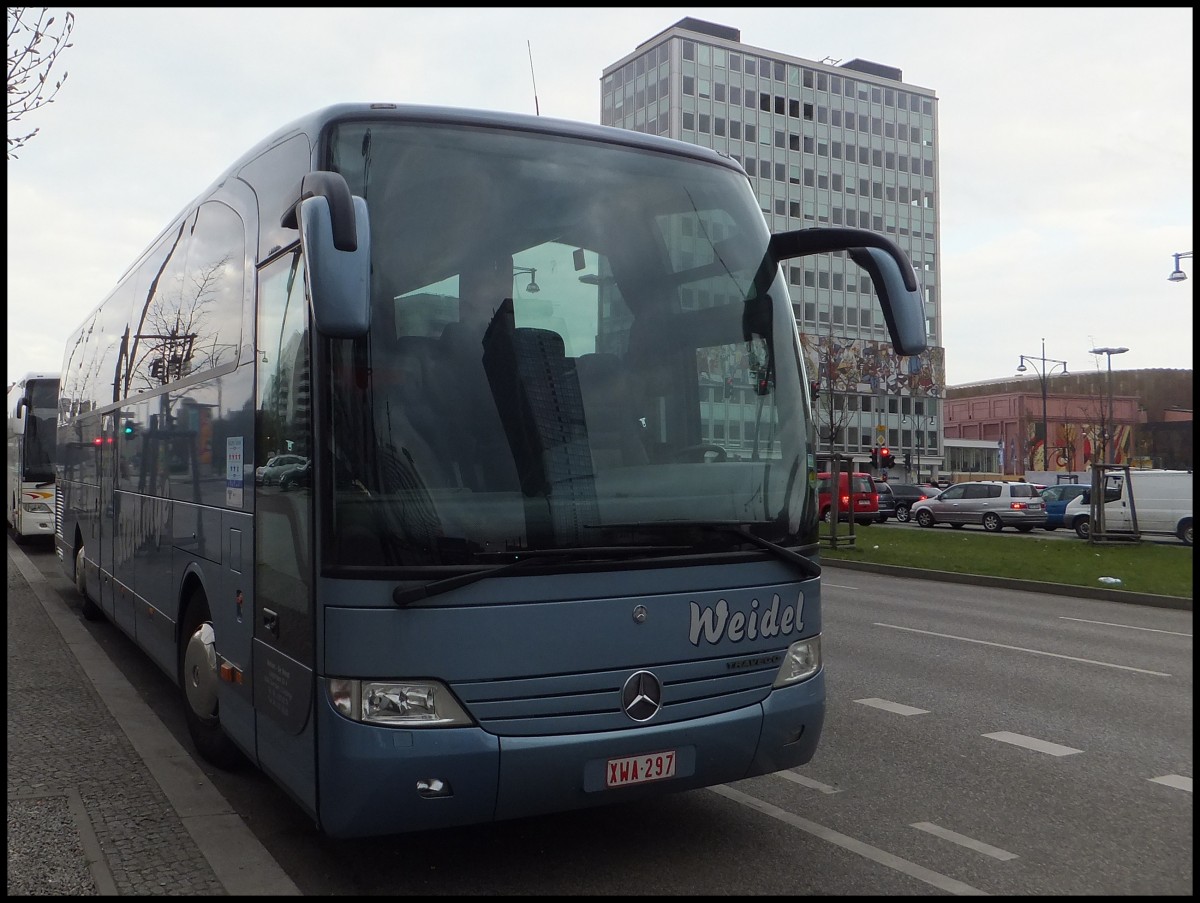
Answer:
[
  {"left": 12, "top": 397, "right": 28, "bottom": 435},
  {"left": 288, "top": 171, "right": 372, "bottom": 339},
  {"left": 768, "top": 227, "right": 927, "bottom": 357}
]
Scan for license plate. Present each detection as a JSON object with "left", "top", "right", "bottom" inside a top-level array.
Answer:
[{"left": 606, "top": 750, "right": 677, "bottom": 788}]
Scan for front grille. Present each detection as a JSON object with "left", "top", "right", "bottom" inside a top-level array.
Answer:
[{"left": 451, "top": 650, "right": 783, "bottom": 737}]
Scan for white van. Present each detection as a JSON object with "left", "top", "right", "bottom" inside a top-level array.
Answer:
[{"left": 1063, "top": 469, "right": 1192, "bottom": 545}]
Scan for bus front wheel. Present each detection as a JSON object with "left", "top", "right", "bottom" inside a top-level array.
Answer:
[{"left": 180, "top": 591, "right": 242, "bottom": 769}]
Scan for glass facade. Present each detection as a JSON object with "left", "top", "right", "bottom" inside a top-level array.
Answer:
[{"left": 602, "top": 23, "right": 946, "bottom": 478}]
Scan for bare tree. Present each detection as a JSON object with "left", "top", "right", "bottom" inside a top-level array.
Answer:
[{"left": 7, "top": 7, "right": 75, "bottom": 160}]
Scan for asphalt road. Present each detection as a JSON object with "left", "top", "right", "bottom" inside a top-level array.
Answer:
[{"left": 21, "top": 542, "right": 1194, "bottom": 895}]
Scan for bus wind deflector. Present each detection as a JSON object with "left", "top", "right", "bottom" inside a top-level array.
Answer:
[{"left": 766, "top": 227, "right": 927, "bottom": 357}]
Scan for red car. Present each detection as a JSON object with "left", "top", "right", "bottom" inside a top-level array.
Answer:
[{"left": 816, "top": 471, "right": 879, "bottom": 526}]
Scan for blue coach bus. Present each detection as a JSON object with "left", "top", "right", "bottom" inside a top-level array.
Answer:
[{"left": 57, "top": 103, "right": 926, "bottom": 838}]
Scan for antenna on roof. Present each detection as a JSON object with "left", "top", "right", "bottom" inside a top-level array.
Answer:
[{"left": 527, "top": 40, "right": 540, "bottom": 116}]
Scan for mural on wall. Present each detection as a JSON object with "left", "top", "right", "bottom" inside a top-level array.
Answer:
[
  {"left": 797, "top": 335, "right": 945, "bottom": 397},
  {"left": 1020, "top": 417, "right": 1130, "bottom": 472}
]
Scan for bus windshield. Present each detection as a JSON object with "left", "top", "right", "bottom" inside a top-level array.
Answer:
[
  {"left": 322, "top": 121, "right": 812, "bottom": 568},
  {"left": 23, "top": 378, "right": 59, "bottom": 484}
]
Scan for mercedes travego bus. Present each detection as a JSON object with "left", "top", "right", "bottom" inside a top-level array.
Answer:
[
  {"left": 56, "top": 103, "right": 926, "bottom": 838},
  {"left": 7, "top": 371, "right": 60, "bottom": 543}
]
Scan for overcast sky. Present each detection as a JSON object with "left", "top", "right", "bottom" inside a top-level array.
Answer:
[{"left": 7, "top": 7, "right": 1194, "bottom": 388}]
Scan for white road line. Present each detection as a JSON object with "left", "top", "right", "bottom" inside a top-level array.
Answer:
[
  {"left": 1059, "top": 617, "right": 1192, "bottom": 638},
  {"left": 855, "top": 698, "right": 930, "bottom": 716},
  {"left": 823, "top": 581, "right": 859, "bottom": 589},
  {"left": 911, "top": 822, "right": 1019, "bottom": 861},
  {"left": 874, "top": 623, "right": 1172, "bottom": 677},
  {"left": 771, "top": 771, "right": 841, "bottom": 794},
  {"left": 1148, "top": 774, "right": 1193, "bottom": 792},
  {"left": 709, "top": 785, "right": 988, "bottom": 896},
  {"left": 983, "top": 731, "right": 1082, "bottom": 757}
]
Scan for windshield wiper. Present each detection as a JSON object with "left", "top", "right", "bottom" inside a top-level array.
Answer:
[
  {"left": 392, "top": 545, "right": 689, "bottom": 607},
  {"left": 594, "top": 520, "right": 821, "bottom": 580}
]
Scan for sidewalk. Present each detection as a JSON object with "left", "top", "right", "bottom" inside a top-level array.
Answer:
[{"left": 6, "top": 538, "right": 299, "bottom": 896}]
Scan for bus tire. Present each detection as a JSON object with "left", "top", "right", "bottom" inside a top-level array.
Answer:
[
  {"left": 180, "top": 590, "right": 242, "bottom": 769},
  {"left": 76, "top": 543, "right": 103, "bottom": 622}
]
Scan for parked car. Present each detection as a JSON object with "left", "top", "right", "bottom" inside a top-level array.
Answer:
[
  {"left": 816, "top": 471, "right": 878, "bottom": 526},
  {"left": 1039, "top": 483, "right": 1089, "bottom": 530},
  {"left": 877, "top": 481, "right": 934, "bottom": 523},
  {"left": 279, "top": 459, "right": 312, "bottom": 492},
  {"left": 911, "top": 480, "right": 1046, "bottom": 532},
  {"left": 875, "top": 481, "right": 897, "bottom": 522},
  {"left": 1062, "top": 469, "right": 1192, "bottom": 545},
  {"left": 255, "top": 454, "right": 306, "bottom": 486}
]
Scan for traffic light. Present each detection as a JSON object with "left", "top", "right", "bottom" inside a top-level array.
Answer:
[
  {"left": 880, "top": 446, "right": 893, "bottom": 469},
  {"left": 869, "top": 448, "right": 878, "bottom": 468}
]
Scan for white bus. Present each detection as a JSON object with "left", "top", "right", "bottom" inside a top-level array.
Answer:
[{"left": 7, "top": 372, "right": 60, "bottom": 543}]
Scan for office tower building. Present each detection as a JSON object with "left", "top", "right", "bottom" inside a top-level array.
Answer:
[{"left": 602, "top": 17, "right": 945, "bottom": 479}]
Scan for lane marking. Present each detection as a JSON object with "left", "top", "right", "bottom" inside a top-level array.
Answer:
[
  {"left": 911, "top": 822, "right": 1018, "bottom": 861},
  {"left": 855, "top": 698, "right": 930, "bottom": 716},
  {"left": 709, "top": 785, "right": 988, "bottom": 895},
  {"left": 1148, "top": 774, "right": 1192, "bottom": 793},
  {"left": 771, "top": 771, "right": 841, "bottom": 794},
  {"left": 983, "top": 731, "right": 1082, "bottom": 757},
  {"left": 874, "top": 623, "right": 1172, "bottom": 677},
  {"left": 1059, "top": 617, "right": 1192, "bottom": 638}
]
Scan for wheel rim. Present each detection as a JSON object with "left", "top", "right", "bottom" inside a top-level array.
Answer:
[
  {"left": 897, "top": 506, "right": 909, "bottom": 522},
  {"left": 75, "top": 545, "right": 86, "bottom": 596},
  {"left": 183, "top": 622, "right": 220, "bottom": 723},
  {"left": 984, "top": 514, "right": 999, "bottom": 531}
]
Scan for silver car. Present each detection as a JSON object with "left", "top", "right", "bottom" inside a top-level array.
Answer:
[{"left": 911, "top": 480, "right": 1046, "bottom": 532}]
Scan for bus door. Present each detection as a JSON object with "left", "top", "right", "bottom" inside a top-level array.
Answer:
[{"left": 251, "top": 251, "right": 318, "bottom": 818}]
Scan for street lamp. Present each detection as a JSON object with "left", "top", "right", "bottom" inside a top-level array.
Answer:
[
  {"left": 1090, "top": 346, "right": 1129, "bottom": 464},
  {"left": 512, "top": 266, "right": 540, "bottom": 293},
  {"left": 1168, "top": 251, "right": 1192, "bottom": 283},
  {"left": 902, "top": 413, "right": 935, "bottom": 481},
  {"left": 1016, "top": 338, "right": 1068, "bottom": 472}
]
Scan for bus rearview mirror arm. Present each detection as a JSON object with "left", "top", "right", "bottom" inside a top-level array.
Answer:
[
  {"left": 767, "top": 227, "right": 927, "bottom": 357},
  {"left": 284, "top": 171, "right": 372, "bottom": 339}
]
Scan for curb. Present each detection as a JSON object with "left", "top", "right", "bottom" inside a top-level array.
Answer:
[
  {"left": 7, "top": 540, "right": 302, "bottom": 896},
  {"left": 820, "top": 558, "right": 1192, "bottom": 612}
]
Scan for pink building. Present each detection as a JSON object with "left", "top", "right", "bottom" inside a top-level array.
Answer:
[{"left": 944, "top": 375, "right": 1141, "bottom": 476}]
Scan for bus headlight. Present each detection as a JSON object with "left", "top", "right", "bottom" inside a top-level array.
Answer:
[
  {"left": 327, "top": 678, "right": 473, "bottom": 727},
  {"left": 773, "top": 635, "right": 821, "bottom": 687},
  {"left": 22, "top": 502, "right": 52, "bottom": 514}
]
